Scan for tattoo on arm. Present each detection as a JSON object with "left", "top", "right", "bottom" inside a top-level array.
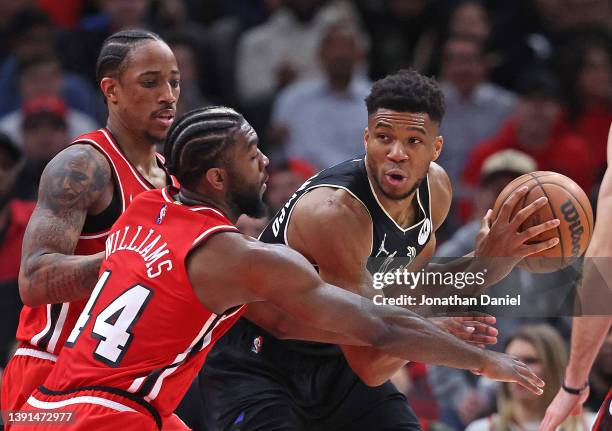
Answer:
[{"left": 20, "top": 145, "right": 111, "bottom": 306}]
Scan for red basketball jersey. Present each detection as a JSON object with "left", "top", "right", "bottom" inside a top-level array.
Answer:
[
  {"left": 42, "top": 187, "right": 246, "bottom": 417},
  {"left": 16, "top": 128, "right": 178, "bottom": 357}
]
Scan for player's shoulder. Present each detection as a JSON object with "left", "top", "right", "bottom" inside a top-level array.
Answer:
[
  {"left": 53, "top": 143, "right": 111, "bottom": 180},
  {"left": 38, "top": 144, "right": 112, "bottom": 208},
  {"left": 289, "top": 186, "right": 372, "bottom": 250},
  {"left": 299, "top": 186, "right": 371, "bottom": 226},
  {"left": 427, "top": 162, "right": 452, "bottom": 230}
]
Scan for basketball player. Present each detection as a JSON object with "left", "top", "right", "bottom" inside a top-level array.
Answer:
[
  {"left": 18, "top": 106, "right": 545, "bottom": 430},
  {"left": 540, "top": 124, "right": 612, "bottom": 431},
  {"left": 199, "top": 70, "right": 560, "bottom": 431},
  {"left": 1, "top": 30, "right": 181, "bottom": 427}
]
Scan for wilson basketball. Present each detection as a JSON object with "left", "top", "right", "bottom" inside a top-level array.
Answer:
[{"left": 491, "top": 171, "right": 593, "bottom": 273}]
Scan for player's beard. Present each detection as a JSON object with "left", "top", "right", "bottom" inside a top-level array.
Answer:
[{"left": 228, "top": 172, "right": 267, "bottom": 218}]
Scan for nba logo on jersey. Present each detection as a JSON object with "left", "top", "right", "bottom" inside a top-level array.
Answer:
[
  {"left": 251, "top": 336, "right": 263, "bottom": 354},
  {"left": 156, "top": 204, "right": 167, "bottom": 224}
]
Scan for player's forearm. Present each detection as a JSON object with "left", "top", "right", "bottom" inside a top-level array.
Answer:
[
  {"left": 19, "top": 252, "right": 104, "bottom": 306},
  {"left": 565, "top": 316, "right": 612, "bottom": 387},
  {"left": 341, "top": 344, "right": 407, "bottom": 386},
  {"left": 368, "top": 304, "right": 486, "bottom": 370}
]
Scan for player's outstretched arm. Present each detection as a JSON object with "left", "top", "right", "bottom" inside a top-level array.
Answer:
[
  {"left": 188, "top": 232, "right": 545, "bottom": 394},
  {"left": 19, "top": 145, "right": 110, "bottom": 307},
  {"left": 540, "top": 124, "right": 612, "bottom": 431}
]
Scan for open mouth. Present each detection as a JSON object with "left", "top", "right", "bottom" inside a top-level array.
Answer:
[{"left": 384, "top": 170, "right": 407, "bottom": 187}]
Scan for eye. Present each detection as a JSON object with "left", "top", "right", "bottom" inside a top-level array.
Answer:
[
  {"left": 170, "top": 79, "right": 180, "bottom": 88},
  {"left": 141, "top": 80, "right": 156, "bottom": 88},
  {"left": 408, "top": 137, "right": 422, "bottom": 145},
  {"left": 377, "top": 134, "right": 390, "bottom": 143}
]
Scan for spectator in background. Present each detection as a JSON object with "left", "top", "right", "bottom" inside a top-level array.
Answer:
[
  {"left": 0, "top": 8, "right": 100, "bottom": 121},
  {"left": 447, "top": 0, "right": 490, "bottom": 42},
  {"left": 265, "top": 157, "right": 315, "bottom": 215},
  {"left": 59, "top": 0, "right": 152, "bottom": 88},
  {"left": 432, "top": 150, "right": 538, "bottom": 430},
  {"left": 0, "top": 133, "right": 33, "bottom": 368},
  {"left": 166, "top": 34, "right": 212, "bottom": 117},
  {"left": 437, "top": 35, "right": 516, "bottom": 186},
  {"left": 236, "top": 214, "right": 270, "bottom": 238},
  {"left": 466, "top": 325, "right": 596, "bottom": 431},
  {"left": 0, "top": 56, "right": 98, "bottom": 145},
  {"left": 355, "top": 0, "right": 448, "bottom": 79},
  {"left": 0, "top": 0, "right": 35, "bottom": 63},
  {"left": 557, "top": 32, "right": 612, "bottom": 180},
  {"left": 462, "top": 69, "right": 595, "bottom": 216},
  {"left": 486, "top": 0, "right": 610, "bottom": 89},
  {"left": 269, "top": 23, "right": 370, "bottom": 169},
  {"left": 235, "top": 0, "right": 353, "bottom": 105},
  {"left": 15, "top": 96, "right": 70, "bottom": 200}
]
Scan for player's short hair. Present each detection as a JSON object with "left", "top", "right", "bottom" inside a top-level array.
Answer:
[
  {"left": 164, "top": 106, "right": 245, "bottom": 189},
  {"left": 365, "top": 69, "right": 446, "bottom": 123},
  {"left": 95, "top": 29, "right": 162, "bottom": 83}
]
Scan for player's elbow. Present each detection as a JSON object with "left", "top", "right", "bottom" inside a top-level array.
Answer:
[
  {"left": 19, "top": 271, "right": 39, "bottom": 307},
  {"left": 355, "top": 368, "right": 389, "bottom": 387},
  {"left": 344, "top": 351, "right": 390, "bottom": 387},
  {"left": 18, "top": 263, "right": 45, "bottom": 307}
]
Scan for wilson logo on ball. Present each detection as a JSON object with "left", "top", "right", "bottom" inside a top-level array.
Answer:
[{"left": 560, "top": 199, "right": 584, "bottom": 258}]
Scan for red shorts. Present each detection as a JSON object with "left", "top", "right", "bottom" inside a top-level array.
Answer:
[
  {"left": 1, "top": 347, "right": 56, "bottom": 415},
  {"left": 593, "top": 386, "right": 612, "bottom": 431},
  {"left": 18, "top": 386, "right": 161, "bottom": 430}
]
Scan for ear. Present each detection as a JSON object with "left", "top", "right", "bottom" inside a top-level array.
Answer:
[
  {"left": 432, "top": 135, "right": 443, "bottom": 161},
  {"left": 100, "top": 77, "right": 119, "bottom": 104},
  {"left": 204, "top": 167, "right": 226, "bottom": 191},
  {"left": 363, "top": 127, "right": 369, "bottom": 150}
]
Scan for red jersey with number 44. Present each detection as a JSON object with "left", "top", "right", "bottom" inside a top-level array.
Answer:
[
  {"left": 16, "top": 128, "right": 177, "bottom": 357},
  {"left": 42, "top": 186, "right": 246, "bottom": 418}
]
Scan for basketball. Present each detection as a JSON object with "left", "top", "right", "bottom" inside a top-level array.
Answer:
[{"left": 491, "top": 171, "right": 594, "bottom": 273}]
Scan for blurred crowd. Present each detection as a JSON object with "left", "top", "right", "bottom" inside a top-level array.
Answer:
[{"left": 0, "top": 0, "right": 610, "bottom": 430}]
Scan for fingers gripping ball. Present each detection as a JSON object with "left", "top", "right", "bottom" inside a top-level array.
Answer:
[{"left": 492, "top": 171, "right": 593, "bottom": 273}]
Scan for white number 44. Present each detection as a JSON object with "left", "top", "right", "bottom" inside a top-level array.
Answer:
[{"left": 66, "top": 270, "right": 152, "bottom": 366}]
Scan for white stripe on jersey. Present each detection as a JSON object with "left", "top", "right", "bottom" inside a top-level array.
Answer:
[
  {"left": 144, "top": 313, "right": 218, "bottom": 401},
  {"left": 27, "top": 394, "right": 136, "bottom": 413},
  {"left": 47, "top": 303, "right": 69, "bottom": 353},
  {"left": 13, "top": 348, "right": 57, "bottom": 362},
  {"left": 30, "top": 304, "right": 52, "bottom": 346}
]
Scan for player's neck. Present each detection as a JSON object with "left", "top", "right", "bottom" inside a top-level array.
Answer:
[
  {"left": 176, "top": 188, "right": 240, "bottom": 224},
  {"left": 106, "top": 119, "right": 158, "bottom": 176},
  {"left": 379, "top": 193, "right": 419, "bottom": 228},
  {"left": 366, "top": 164, "right": 419, "bottom": 228}
]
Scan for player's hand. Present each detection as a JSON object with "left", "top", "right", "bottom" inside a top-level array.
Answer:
[
  {"left": 474, "top": 350, "right": 545, "bottom": 395},
  {"left": 473, "top": 187, "right": 560, "bottom": 283},
  {"left": 430, "top": 315, "right": 498, "bottom": 348},
  {"left": 539, "top": 386, "right": 589, "bottom": 431}
]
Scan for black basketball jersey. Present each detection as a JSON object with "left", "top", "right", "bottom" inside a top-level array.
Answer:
[
  {"left": 260, "top": 156, "right": 432, "bottom": 266},
  {"left": 255, "top": 156, "right": 433, "bottom": 355}
]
